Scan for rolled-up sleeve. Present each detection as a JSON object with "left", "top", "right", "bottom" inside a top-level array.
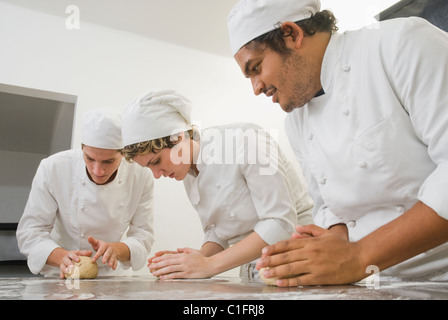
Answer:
[
  {"left": 419, "top": 163, "right": 448, "bottom": 220},
  {"left": 203, "top": 227, "right": 230, "bottom": 250},
  {"left": 253, "top": 218, "right": 292, "bottom": 245}
]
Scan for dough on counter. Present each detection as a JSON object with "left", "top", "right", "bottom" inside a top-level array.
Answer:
[
  {"left": 64, "top": 256, "right": 98, "bottom": 279},
  {"left": 259, "top": 267, "right": 279, "bottom": 286}
]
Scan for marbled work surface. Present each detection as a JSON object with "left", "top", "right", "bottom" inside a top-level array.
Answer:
[{"left": 1, "top": 274, "right": 447, "bottom": 300}]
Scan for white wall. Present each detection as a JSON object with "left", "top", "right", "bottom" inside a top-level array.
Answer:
[{"left": 0, "top": 2, "right": 295, "bottom": 276}]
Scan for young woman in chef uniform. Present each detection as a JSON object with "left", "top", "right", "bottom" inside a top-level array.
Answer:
[
  {"left": 17, "top": 109, "right": 154, "bottom": 278},
  {"left": 121, "top": 90, "right": 313, "bottom": 280}
]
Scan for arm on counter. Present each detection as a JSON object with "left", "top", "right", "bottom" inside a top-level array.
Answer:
[
  {"left": 257, "top": 201, "right": 448, "bottom": 286},
  {"left": 148, "top": 232, "right": 267, "bottom": 279}
]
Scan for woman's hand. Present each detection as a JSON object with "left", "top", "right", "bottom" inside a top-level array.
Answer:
[
  {"left": 148, "top": 247, "right": 216, "bottom": 279},
  {"left": 147, "top": 249, "right": 181, "bottom": 266}
]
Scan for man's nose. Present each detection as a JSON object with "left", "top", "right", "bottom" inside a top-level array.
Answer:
[
  {"left": 93, "top": 162, "right": 105, "bottom": 175},
  {"left": 251, "top": 76, "right": 265, "bottom": 96}
]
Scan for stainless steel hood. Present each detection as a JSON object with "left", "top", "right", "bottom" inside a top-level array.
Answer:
[
  {"left": 376, "top": 0, "right": 448, "bottom": 31},
  {"left": 0, "top": 83, "right": 76, "bottom": 262}
]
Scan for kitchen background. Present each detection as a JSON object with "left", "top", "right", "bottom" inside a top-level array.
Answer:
[{"left": 0, "top": 0, "right": 445, "bottom": 276}]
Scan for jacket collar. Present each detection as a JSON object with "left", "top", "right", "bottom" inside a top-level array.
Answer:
[{"left": 320, "top": 32, "right": 345, "bottom": 94}]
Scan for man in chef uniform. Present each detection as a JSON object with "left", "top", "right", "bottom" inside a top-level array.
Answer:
[
  {"left": 228, "top": 0, "right": 448, "bottom": 286},
  {"left": 17, "top": 109, "right": 154, "bottom": 278}
]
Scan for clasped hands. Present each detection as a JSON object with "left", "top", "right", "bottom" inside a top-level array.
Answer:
[
  {"left": 148, "top": 248, "right": 215, "bottom": 280},
  {"left": 256, "top": 224, "right": 365, "bottom": 286}
]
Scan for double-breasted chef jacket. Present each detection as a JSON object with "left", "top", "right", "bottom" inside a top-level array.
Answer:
[
  {"left": 285, "top": 17, "right": 448, "bottom": 280},
  {"left": 183, "top": 122, "right": 314, "bottom": 250},
  {"left": 17, "top": 149, "right": 154, "bottom": 276}
]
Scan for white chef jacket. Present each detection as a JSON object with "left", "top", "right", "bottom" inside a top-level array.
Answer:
[
  {"left": 285, "top": 17, "right": 448, "bottom": 280},
  {"left": 16, "top": 149, "right": 154, "bottom": 276},
  {"left": 183, "top": 122, "right": 313, "bottom": 250}
]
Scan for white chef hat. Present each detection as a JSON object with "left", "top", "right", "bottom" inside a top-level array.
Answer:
[
  {"left": 121, "top": 89, "right": 193, "bottom": 146},
  {"left": 81, "top": 108, "right": 124, "bottom": 149},
  {"left": 228, "top": 0, "right": 321, "bottom": 55}
]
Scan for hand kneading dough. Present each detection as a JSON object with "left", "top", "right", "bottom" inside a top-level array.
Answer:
[
  {"left": 259, "top": 267, "right": 279, "bottom": 286},
  {"left": 65, "top": 256, "right": 98, "bottom": 279}
]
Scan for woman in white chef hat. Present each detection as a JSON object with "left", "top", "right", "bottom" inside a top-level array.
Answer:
[
  {"left": 121, "top": 89, "right": 313, "bottom": 280},
  {"left": 17, "top": 108, "right": 154, "bottom": 278}
]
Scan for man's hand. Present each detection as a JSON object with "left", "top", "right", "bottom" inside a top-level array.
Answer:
[
  {"left": 88, "top": 236, "right": 130, "bottom": 270},
  {"left": 256, "top": 224, "right": 364, "bottom": 286},
  {"left": 47, "top": 247, "right": 92, "bottom": 279}
]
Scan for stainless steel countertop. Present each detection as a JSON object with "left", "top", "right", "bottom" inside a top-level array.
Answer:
[{"left": 1, "top": 274, "right": 447, "bottom": 300}]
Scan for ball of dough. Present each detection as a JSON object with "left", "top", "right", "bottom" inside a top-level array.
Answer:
[
  {"left": 65, "top": 256, "right": 98, "bottom": 279},
  {"left": 259, "top": 267, "right": 279, "bottom": 286}
]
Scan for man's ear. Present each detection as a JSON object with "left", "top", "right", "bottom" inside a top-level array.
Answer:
[{"left": 280, "top": 21, "right": 305, "bottom": 49}]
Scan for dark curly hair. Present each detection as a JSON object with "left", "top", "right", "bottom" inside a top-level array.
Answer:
[{"left": 246, "top": 10, "right": 338, "bottom": 55}]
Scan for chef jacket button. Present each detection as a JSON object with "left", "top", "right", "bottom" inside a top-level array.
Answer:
[
  {"left": 308, "top": 133, "right": 314, "bottom": 140},
  {"left": 81, "top": 205, "right": 85, "bottom": 211},
  {"left": 230, "top": 212, "right": 236, "bottom": 218},
  {"left": 81, "top": 180, "right": 85, "bottom": 186},
  {"left": 358, "top": 161, "right": 367, "bottom": 168},
  {"left": 347, "top": 220, "right": 356, "bottom": 228},
  {"left": 210, "top": 224, "right": 216, "bottom": 229},
  {"left": 81, "top": 232, "right": 85, "bottom": 238},
  {"left": 190, "top": 191, "right": 200, "bottom": 204},
  {"left": 318, "top": 178, "right": 326, "bottom": 185},
  {"left": 342, "top": 65, "right": 351, "bottom": 72},
  {"left": 343, "top": 109, "right": 350, "bottom": 116},
  {"left": 396, "top": 205, "right": 404, "bottom": 213}
]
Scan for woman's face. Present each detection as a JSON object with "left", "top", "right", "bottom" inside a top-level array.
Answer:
[{"left": 133, "top": 139, "right": 193, "bottom": 181}]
